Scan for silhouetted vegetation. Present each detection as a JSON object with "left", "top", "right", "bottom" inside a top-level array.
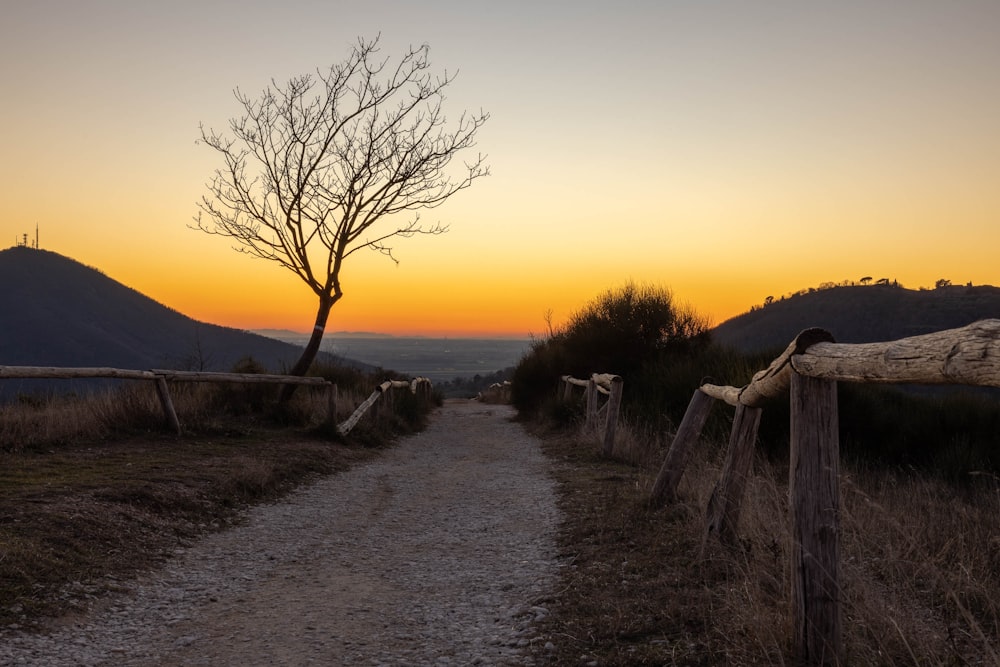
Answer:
[
  {"left": 511, "top": 282, "right": 713, "bottom": 428},
  {"left": 513, "top": 282, "right": 1000, "bottom": 479}
]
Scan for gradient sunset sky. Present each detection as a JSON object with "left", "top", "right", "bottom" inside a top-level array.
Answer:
[{"left": 2, "top": 1, "right": 998, "bottom": 337}]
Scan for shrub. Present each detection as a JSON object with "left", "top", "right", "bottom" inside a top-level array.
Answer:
[
  {"left": 512, "top": 282, "right": 711, "bottom": 421},
  {"left": 511, "top": 337, "right": 572, "bottom": 415},
  {"left": 560, "top": 281, "right": 710, "bottom": 377}
]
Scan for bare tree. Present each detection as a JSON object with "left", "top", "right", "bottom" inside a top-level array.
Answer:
[{"left": 195, "top": 36, "right": 489, "bottom": 394}]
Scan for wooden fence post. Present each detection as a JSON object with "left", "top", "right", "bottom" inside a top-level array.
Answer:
[
  {"left": 153, "top": 377, "right": 181, "bottom": 435},
  {"left": 585, "top": 377, "right": 597, "bottom": 431},
  {"left": 600, "top": 375, "right": 624, "bottom": 457},
  {"left": 381, "top": 384, "right": 395, "bottom": 418},
  {"left": 650, "top": 389, "right": 715, "bottom": 507},
  {"left": 789, "top": 372, "right": 842, "bottom": 666},
  {"left": 704, "top": 403, "right": 762, "bottom": 545},
  {"left": 326, "top": 383, "right": 338, "bottom": 428}
]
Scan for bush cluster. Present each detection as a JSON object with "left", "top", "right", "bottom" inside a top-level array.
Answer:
[{"left": 511, "top": 282, "right": 714, "bottom": 429}]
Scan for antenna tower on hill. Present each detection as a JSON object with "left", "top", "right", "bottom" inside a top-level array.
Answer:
[{"left": 14, "top": 225, "right": 39, "bottom": 249}]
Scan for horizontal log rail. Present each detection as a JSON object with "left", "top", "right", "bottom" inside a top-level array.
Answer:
[
  {"left": 0, "top": 366, "right": 158, "bottom": 380},
  {"left": 150, "top": 369, "right": 329, "bottom": 385},
  {"left": 699, "top": 328, "right": 836, "bottom": 407},
  {"left": 560, "top": 373, "right": 624, "bottom": 457},
  {"left": 649, "top": 318, "right": 1000, "bottom": 666},
  {"left": 699, "top": 320, "right": 1000, "bottom": 409},
  {"left": 2, "top": 366, "right": 433, "bottom": 438},
  {"left": 790, "top": 318, "right": 1000, "bottom": 387},
  {"left": 1, "top": 365, "right": 337, "bottom": 435}
]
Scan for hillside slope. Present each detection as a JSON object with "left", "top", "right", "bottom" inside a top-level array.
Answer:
[
  {"left": 0, "top": 246, "right": 311, "bottom": 372},
  {"left": 712, "top": 283, "right": 1000, "bottom": 352}
]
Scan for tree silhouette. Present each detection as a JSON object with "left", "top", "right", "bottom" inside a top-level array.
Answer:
[{"left": 195, "top": 36, "right": 489, "bottom": 395}]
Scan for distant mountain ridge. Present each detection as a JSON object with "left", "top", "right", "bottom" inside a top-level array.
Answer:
[
  {"left": 0, "top": 246, "right": 326, "bottom": 373},
  {"left": 712, "top": 283, "right": 1000, "bottom": 353}
]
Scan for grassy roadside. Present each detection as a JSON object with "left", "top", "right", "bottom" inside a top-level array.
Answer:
[
  {"left": 526, "top": 416, "right": 1000, "bottom": 666},
  {"left": 526, "top": 426, "right": 753, "bottom": 666}
]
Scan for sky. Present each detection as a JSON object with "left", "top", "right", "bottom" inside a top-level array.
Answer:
[{"left": 2, "top": 1, "right": 999, "bottom": 337}]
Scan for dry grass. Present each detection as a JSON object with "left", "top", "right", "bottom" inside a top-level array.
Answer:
[{"left": 528, "top": 418, "right": 1000, "bottom": 665}]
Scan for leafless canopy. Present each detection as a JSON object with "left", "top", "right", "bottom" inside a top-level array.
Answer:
[{"left": 195, "top": 36, "right": 489, "bottom": 300}]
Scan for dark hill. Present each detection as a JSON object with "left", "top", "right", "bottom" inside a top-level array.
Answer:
[
  {"left": 712, "top": 283, "right": 1000, "bottom": 353},
  {"left": 0, "top": 246, "right": 318, "bottom": 374}
]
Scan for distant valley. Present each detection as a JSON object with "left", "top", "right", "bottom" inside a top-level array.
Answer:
[{"left": 256, "top": 330, "right": 531, "bottom": 383}]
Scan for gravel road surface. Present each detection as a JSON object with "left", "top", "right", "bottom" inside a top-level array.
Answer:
[{"left": 0, "top": 400, "right": 560, "bottom": 666}]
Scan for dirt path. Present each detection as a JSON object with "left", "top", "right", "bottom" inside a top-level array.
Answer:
[{"left": 0, "top": 400, "right": 560, "bottom": 666}]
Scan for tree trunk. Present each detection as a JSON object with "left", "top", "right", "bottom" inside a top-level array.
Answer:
[{"left": 280, "top": 294, "right": 336, "bottom": 402}]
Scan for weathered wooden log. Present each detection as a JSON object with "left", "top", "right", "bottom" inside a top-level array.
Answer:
[
  {"left": 591, "top": 373, "right": 618, "bottom": 390},
  {"left": 326, "top": 383, "right": 338, "bottom": 427},
  {"left": 600, "top": 375, "right": 624, "bottom": 458},
  {"left": 151, "top": 369, "right": 328, "bottom": 385},
  {"left": 0, "top": 366, "right": 157, "bottom": 380},
  {"left": 153, "top": 377, "right": 182, "bottom": 435},
  {"left": 337, "top": 381, "right": 394, "bottom": 435},
  {"left": 704, "top": 404, "right": 762, "bottom": 545},
  {"left": 385, "top": 380, "right": 411, "bottom": 389},
  {"left": 791, "top": 318, "right": 1000, "bottom": 387},
  {"left": 585, "top": 378, "right": 598, "bottom": 431},
  {"left": 790, "top": 372, "right": 842, "bottom": 666},
  {"left": 409, "top": 377, "right": 432, "bottom": 396},
  {"left": 698, "top": 328, "right": 835, "bottom": 407},
  {"left": 649, "top": 389, "right": 716, "bottom": 507},
  {"left": 699, "top": 383, "right": 742, "bottom": 406},
  {"left": 561, "top": 375, "right": 574, "bottom": 401}
]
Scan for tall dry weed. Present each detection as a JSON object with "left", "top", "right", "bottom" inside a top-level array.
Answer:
[
  {"left": 676, "top": 440, "right": 1000, "bottom": 664},
  {"left": 564, "top": 406, "right": 1000, "bottom": 664}
]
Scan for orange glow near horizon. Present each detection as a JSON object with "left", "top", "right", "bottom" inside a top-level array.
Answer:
[{"left": 3, "top": 3, "right": 1000, "bottom": 339}]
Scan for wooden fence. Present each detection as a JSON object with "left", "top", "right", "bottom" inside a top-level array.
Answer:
[
  {"left": 477, "top": 380, "right": 511, "bottom": 403},
  {"left": 337, "top": 377, "right": 433, "bottom": 435},
  {"left": 647, "top": 319, "right": 1000, "bottom": 666},
  {"left": 0, "top": 366, "right": 432, "bottom": 437},
  {"left": 560, "top": 373, "right": 623, "bottom": 457}
]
